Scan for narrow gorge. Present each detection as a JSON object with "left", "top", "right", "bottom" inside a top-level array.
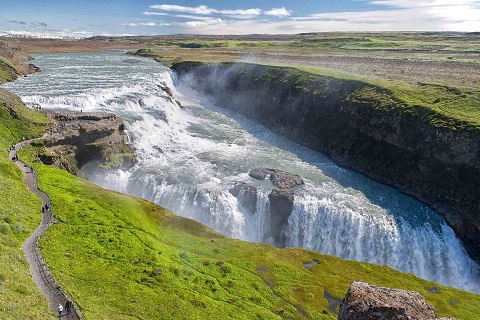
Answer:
[{"left": 172, "top": 61, "right": 480, "bottom": 264}]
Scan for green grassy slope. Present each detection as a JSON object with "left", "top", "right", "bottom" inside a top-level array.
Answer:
[
  {"left": 0, "top": 89, "right": 52, "bottom": 319},
  {"left": 297, "top": 66, "right": 480, "bottom": 132},
  {"left": 0, "top": 57, "right": 18, "bottom": 83},
  {"left": 10, "top": 158, "right": 475, "bottom": 319}
]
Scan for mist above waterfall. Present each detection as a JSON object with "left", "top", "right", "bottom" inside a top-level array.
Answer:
[{"left": 2, "top": 52, "right": 479, "bottom": 293}]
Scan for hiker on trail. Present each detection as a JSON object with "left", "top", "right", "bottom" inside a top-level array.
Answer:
[
  {"left": 45, "top": 204, "right": 49, "bottom": 211},
  {"left": 58, "top": 303, "right": 63, "bottom": 318},
  {"left": 41, "top": 206, "right": 45, "bottom": 213},
  {"left": 65, "top": 300, "right": 73, "bottom": 315}
]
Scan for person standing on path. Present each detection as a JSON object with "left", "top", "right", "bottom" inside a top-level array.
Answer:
[
  {"left": 65, "top": 300, "right": 73, "bottom": 315},
  {"left": 58, "top": 303, "right": 63, "bottom": 318}
]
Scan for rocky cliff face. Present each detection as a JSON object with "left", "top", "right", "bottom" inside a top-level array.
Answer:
[
  {"left": 338, "top": 282, "right": 456, "bottom": 320},
  {"left": 39, "top": 111, "right": 135, "bottom": 175},
  {"left": 230, "top": 168, "right": 304, "bottom": 246},
  {"left": 173, "top": 61, "right": 480, "bottom": 262}
]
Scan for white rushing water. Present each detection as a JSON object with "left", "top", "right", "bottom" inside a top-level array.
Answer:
[{"left": 3, "top": 51, "right": 479, "bottom": 293}]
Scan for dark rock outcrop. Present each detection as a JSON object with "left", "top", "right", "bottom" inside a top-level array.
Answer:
[
  {"left": 268, "top": 188, "right": 294, "bottom": 245},
  {"left": 338, "top": 282, "right": 456, "bottom": 320},
  {"left": 40, "top": 110, "right": 135, "bottom": 175},
  {"left": 249, "top": 168, "right": 304, "bottom": 246},
  {"left": 229, "top": 183, "right": 258, "bottom": 214},
  {"left": 173, "top": 62, "right": 480, "bottom": 262},
  {"left": 249, "top": 168, "right": 304, "bottom": 190}
]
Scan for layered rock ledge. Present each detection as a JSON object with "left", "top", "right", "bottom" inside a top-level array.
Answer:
[{"left": 37, "top": 110, "right": 135, "bottom": 175}]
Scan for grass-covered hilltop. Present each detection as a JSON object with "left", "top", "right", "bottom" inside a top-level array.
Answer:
[{"left": 1, "top": 34, "right": 480, "bottom": 319}]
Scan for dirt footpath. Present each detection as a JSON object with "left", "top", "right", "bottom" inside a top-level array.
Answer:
[{"left": 10, "top": 141, "right": 81, "bottom": 320}]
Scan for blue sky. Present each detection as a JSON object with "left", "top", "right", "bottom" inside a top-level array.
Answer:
[{"left": 0, "top": 0, "right": 479, "bottom": 38}]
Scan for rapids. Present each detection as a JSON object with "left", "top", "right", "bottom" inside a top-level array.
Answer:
[{"left": 2, "top": 51, "right": 479, "bottom": 293}]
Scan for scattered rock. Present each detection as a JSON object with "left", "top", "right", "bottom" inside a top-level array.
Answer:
[
  {"left": 27, "top": 63, "right": 41, "bottom": 73},
  {"left": 158, "top": 84, "right": 173, "bottom": 97},
  {"left": 338, "top": 282, "right": 457, "bottom": 320},
  {"left": 151, "top": 269, "right": 162, "bottom": 276},
  {"left": 428, "top": 286, "right": 440, "bottom": 294},
  {"left": 303, "top": 260, "right": 319, "bottom": 270}
]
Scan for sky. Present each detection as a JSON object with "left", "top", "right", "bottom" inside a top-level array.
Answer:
[{"left": 0, "top": 0, "right": 479, "bottom": 38}]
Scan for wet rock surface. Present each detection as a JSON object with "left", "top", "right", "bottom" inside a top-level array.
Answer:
[
  {"left": 249, "top": 168, "right": 304, "bottom": 246},
  {"left": 338, "top": 282, "right": 457, "bottom": 320},
  {"left": 229, "top": 183, "right": 258, "bottom": 214},
  {"left": 249, "top": 168, "right": 304, "bottom": 189}
]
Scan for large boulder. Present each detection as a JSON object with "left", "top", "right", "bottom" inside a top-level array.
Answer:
[
  {"left": 249, "top": 168, "right": 304, "bottom": 189},
  {"left": 42, "top": 110, "right": 136, "bottom": 174},
  {"left": 338, "top": 282, "right": 456, "bottom": 320}
]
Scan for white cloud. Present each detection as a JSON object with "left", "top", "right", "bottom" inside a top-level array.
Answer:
[
  {"left": 150, "top": 4, "right": 215, "bottom": 15},
  {"left": 264, "top": 7, "right": 292, "bottom": 17},
  {"left": 0, "top": 29, "right": 93, "bottom": 38},
  {"left": 365, "top": 0, "right": 480, "bottom": 30},
  {"left": 181, "top": 18, "right": 226, "bottom": 27},
  {"left": 176, "top": 15, "right": 223, "bottom": 21},
  {"left": 369, "top": 0, "right": 480, "bottom": 8},
  {"left": 142, "top": 11, "right": 169, "bottom": 16},
  {"left": 140, "top": 22, "right": 158, "bottom": 26},
  {"left": 121, "top": 22, "right": 171, "bottom": 27},
  {"left": 149, "top": 4, "right": 280, "bottom": 17},
  {"left": 219, "top": 8, "right": 262, "bottom": 16},
  {"left": 99, "top": 32, "right": 135, "bottom": 37}
]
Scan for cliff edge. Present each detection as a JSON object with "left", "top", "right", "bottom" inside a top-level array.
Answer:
[{"left": 35, "top": 110, "right": 135, "bottom": 175}]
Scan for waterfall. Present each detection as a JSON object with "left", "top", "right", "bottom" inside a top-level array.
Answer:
[{"left": 2, "top": 51, "right": 478, "bottom": 293}]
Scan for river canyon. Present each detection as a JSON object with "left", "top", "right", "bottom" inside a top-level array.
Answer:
[{"left": 2, "top": 51, "right": 479, "bottom": 294}]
